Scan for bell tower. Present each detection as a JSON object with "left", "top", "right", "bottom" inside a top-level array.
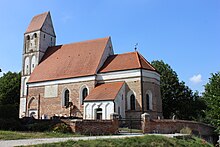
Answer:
[{"left": 19, "top": 11, "right": 56, "bottom": 118}]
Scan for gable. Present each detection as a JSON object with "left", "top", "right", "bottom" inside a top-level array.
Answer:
[
  {"left": 28, "top": 37, "right": 110, "bottom": 83},
  {"left": 41, "top": 12, "right": 56, "bottom": 37}
]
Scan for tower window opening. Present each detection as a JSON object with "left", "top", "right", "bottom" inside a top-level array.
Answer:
[{"left": 26, "top": 35, "right": 30, "bottom": 40}]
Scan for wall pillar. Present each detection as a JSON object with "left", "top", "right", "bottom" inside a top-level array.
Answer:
[
  {"left": 110, "top": 113, "right": 119, "bottom": 134},
  {"left": 141, "top": 113, "right": 150, "bottom": 133}
]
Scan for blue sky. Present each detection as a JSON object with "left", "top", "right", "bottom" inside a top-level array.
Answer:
[{"left": 0, "top": 0, "right": 219, "bottom": 94}]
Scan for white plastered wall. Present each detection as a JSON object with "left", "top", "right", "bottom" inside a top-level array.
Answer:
[
  {"left": 83, "top": 83, "right": 125, "bottom": 120},
  {"left": 114, "top": 84, "right": 125, "bottom": 118},
  {"left": 19, "top": 76, "right": 29, "bottom": 118},
  {"left": 83, "top": 101, "right": 114, "bottom": 120}
]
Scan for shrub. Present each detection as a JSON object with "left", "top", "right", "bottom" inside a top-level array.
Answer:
[
  {"left": 180, "top": 127, "right": 192, "bottom": 134},
  {"left": 0, "top": 118, "right": 24, "bottom": 131},
  {"left": 0, "top": 104, "right": 19, "bottom": 119},
  {"left": 27, "top": 121, "right": 54, "bottom": 132},
  {"left": 51, "top": 123, "right": 72, "bottom": 133}
]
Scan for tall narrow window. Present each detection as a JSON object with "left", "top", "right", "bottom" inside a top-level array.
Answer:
[
  {"left": 26, "top": 35, "right": 30, "bottom": 52},
  {"left": 130, "top": 94, "right": 135, "bottom": 110},
  {"left": 146, "top": 94, "right": 150, "bottom": 110},
  {"left": 82, "top": 88, "right": 88, "bottom": 104},
  {"left": 64, "top": 89, "right": 69, "bottom": 107},
  {"left": 146, "top": 90, "right": 153, "bottom": 110},
  {"left": 96, "top": 108, "right": 102, "bottom": 120},
  {"left": 24, "top": 57, "right": 30, "bottom": 75},
  {"left": 31, "top": 56, "right": 36, "bottom": 73},
  {"left": 33, "top": 33, "right": 37, "bottom": 38}
]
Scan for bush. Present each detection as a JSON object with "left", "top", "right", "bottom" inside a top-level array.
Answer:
[
  {"left": 180, "top": 127, "right": 192, "bottom": 134},
  {"left": 51, "top": 123, "right": 72, "bottom": 133},
  {"left": 27, "top": 121, "right": 54, "bottom": 132},
  {"left": 0, "top": 104, "right": 19, "bottom": 119},
  {"left": 0, "top": 118, "right": 24, "bottom": 131}
]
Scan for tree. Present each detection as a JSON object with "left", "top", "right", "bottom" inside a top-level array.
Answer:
[
  {"left": 0, "top": 71, "right": 21, "bottom": 105},
  {"left": 0, "top": 71, "right": 21, "bottom": 119},
  {"left": 151, "top": 60, "right": 206, "bottom": 120},
  {"left": 203, "top": 72, "right": 220, "bottom": 133}
]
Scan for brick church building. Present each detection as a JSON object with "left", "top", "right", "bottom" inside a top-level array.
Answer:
[{"left": 19, "top": 12, "right": 162, "bottom": 120}]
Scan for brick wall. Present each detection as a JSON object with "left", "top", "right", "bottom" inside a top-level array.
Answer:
[
  {"left": 141, "top": 113, "right": 216, "bottom": 143},
  {"left": 27, "top": 80, "right": 95, "bottom": 119},
  {"left": 62, "top": 119, "right": 119, "bottom": 135},
  {"left": 125, "top": 79, "right": 162, "bottom": 119}
]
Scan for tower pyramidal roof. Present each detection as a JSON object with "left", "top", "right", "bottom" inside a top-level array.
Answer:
[{"left": 25, "top": 11, "right": 52, "bottom": 34}]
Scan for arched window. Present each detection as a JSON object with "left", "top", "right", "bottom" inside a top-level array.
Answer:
[
  {"left": 33, "top": 33, "right": 37, "bottom": 38},
  {"left": 31, "top": 56, "right": 36, "bottom": 73},
  {"left": 64, "top": 89, "right": 69, "bottom": 107},
  {"left": 146, "top": 94, "right": 150, "bottom": 110},
  {"left": 26, "top": 35, "right": 30, "bottom": 40},
  {"left": 26, "top": 35, "right": 30, "bottom": 52},
  {"left": 24, "top": 57, "right": 30, "bottom": 75},
  {"left": 82, "top": 88, "right": 88, "bottom": 103},
  {"left": 79, "top": 85, "right": 89, "bottom": 105},
  {"left": 130, "top": 94, "right": 135, "bottom": 110},
  {"left": 146, "top": 90, "right": 153, "bottom": 110}
]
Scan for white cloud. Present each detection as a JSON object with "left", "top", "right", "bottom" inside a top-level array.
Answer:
[{"left": 190, "top": 74, "right": 202, "bottom": 84}]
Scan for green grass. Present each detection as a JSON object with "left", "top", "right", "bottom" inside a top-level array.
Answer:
[
  {"left": 119, "top": 127, "right": 142, "bottom": 133},
  {"left": 0, "top": 130, "right": 81, "bottom": 140},
  {"left": 27, "top": 135, "right": 213, "bottom": 147}
]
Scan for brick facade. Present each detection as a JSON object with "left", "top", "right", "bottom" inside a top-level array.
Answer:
[
  {"left": 125, "top": 77, "right": 162, "bottom": 119},
  {"left": 27, "top": 80, "right": 95, "bottom": 119}
]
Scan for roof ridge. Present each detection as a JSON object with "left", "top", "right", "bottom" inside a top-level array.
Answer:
[
  {"left": 117, "top": 51, "right": 137, "bottom": 55},
  {"left": 137, "top": 52, "right": 156, "bottom": 70},
  {"left": 95, "top": 37, "right": 111, "bottom": 73},
  {"left": 135, "top": 51, "right": 142, "bottom": 68},
  {"left": 59, "top": 36, "right": 110, "bottom": 47}
]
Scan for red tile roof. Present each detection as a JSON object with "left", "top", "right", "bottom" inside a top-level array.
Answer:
[
  {"left": 25, "top": 12, "right": 49, "bottom": 33},
  {"left": 84, "top": 82, "right": 124, "bottom": 101},
  {"left": 99, "top": 51, "right": 156, "bottom": 73},
  {"left": 28, "top": 37, "right": 110, "bottom": 83}
]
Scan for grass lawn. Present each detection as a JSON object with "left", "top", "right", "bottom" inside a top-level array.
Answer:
[
  {"left": 0, "top": 130, "right": 80, "bottom": 140},
  {"left": 119, "top": 127, "right": 142, "bottom": 133},
  {"left": 26, "top": 135, "right": 213, "bottom": 147}
]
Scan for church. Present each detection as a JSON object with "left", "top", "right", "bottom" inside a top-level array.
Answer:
[{"left": 19, "top": 12, "right": 162, "bottom": 120}]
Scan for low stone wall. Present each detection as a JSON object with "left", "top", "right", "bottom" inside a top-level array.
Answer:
[
  {"left": 141, "top": 113, "right": 218, "bottom": 144},
  {"left": 62, "top": 119, "right": 119, "bottom": 135}
]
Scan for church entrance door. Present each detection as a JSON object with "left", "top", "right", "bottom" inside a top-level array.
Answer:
[
  {"left": 96, "top": 108, "right": 102, "bottom": 120},
  {"left": 28, "top": 109, "right": 38, "bottom": 119}
]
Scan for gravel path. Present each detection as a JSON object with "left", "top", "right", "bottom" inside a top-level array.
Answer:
[
  {"left": 0, "top": 134, "right": 144, "bottom": 147},
  {"left": 0, "top": 133, "right": 189, "bottom": 147}
]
